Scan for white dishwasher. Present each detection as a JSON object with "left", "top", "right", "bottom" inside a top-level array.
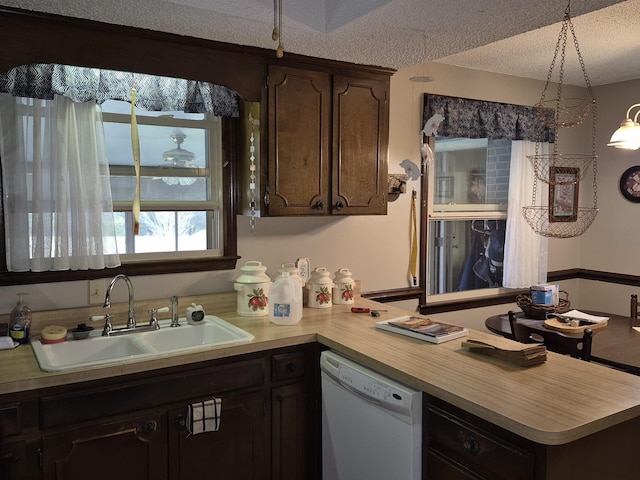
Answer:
[{"left": 320, "top": 350, "right": 422, "bottom": 480}]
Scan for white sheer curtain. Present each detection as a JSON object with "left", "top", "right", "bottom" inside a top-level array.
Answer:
[
  {"left": 503, "top": 141, "right": 549, "bottom": 288},
  {"left": 0, "top": 94, "right": 120, "bottom": 271}
]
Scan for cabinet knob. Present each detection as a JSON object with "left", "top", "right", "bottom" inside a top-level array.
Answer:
[
  {"left": 285, "top": 362, "right": 296, "bottom": 373},
  {"left": 142, "top": 419, "right": 158, "bottom": 433},
  {"left": 463, "top": 435, "right": 479, "bottom": 454},
  {"left": 311, "top": 200, "right": 324, "bottom": 210},
  {"left": 334, "top": 201, "right": 344, "bottom": 210},
  {"left": 175, "top": 413, "right": 187, "bottom": 429}
]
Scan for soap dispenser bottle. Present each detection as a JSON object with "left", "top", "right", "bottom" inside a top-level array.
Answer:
[{"left": 9, "top": 293, "right": 32, "bottom": 345}]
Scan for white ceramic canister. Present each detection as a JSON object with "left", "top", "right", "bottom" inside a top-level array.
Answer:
[
  {"left": 306, "top": 267, "right": 334, "bottom": 308},
  {"left": 277, "top": 262, "right": 305, "bottom": 289},
  {"left": 234, "top": 261, "right": 272, "bottom": 317},
  {"left": 332, "top": 268, "right": 355, "bottom": 305}
]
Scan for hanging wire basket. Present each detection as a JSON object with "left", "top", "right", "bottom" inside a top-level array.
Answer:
[
  {"left": 522, "top": 1, "right": 599, "bottom": 239},
  {"left": 527, "top": 153, "right": 597, "bottom": 184},
  {"left": 522, "top": 206, "right": 598, "bottom": 238},
  {"left": 535, "top": 97, "right": 595, "bottom": 129}
]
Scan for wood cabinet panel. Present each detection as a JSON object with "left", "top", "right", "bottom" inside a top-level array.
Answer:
[
  {"left": 332, "top": 75, "right": 388, "bottom": 215},
  {"left": 168, "top": 391, "right": 269, "bottom": 480},
  {"left": 41, "top": 413, "right": 168, "bottom": 480},
  {"left": 426, "top": 404, "right": 533, "bottom": 480},
  {"left": 265, "top": 65, "right": 389, "bottom": 216},
  {"left": 272, "top": 383, "right": 308, "bottom": 480},
  {"left": 268, "top": 65, "right": 331, "bottom": 215}
]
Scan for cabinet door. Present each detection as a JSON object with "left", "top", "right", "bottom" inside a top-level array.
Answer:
[
  {"left": 267, "top": 65, "right": 331, "bottom": 215},
  {"left": 0, "top": 439, "right": 25, "bottom": 480},
  {"left": 41, "top": 413, "right": 167, "bottom": 480},
  {"left": 332, "top": 75, "right": 388, "bottom": 215},
  {"left": 272, "top": 383, "right": 310, "bottom": 480},
  {"left": 168, "top": 391, "right": 269, "bottom": 480}
]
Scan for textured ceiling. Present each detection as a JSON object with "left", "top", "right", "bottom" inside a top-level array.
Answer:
[{"left": 1, "top": 0, "right": 637, "bottom": 86}]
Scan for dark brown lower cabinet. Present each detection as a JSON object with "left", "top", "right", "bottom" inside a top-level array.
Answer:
[
  {"left": 425, "top": 396, "right": 640, "bottom": 480},
  {"left": 272, "top": 383, "right": 308, "bottom": 480},
  {"left": 41, "top": 413, "right": 168, "bottom": 480},
  {"left": 23, "top": 345, "right": 317, "bottom": 480},
  {"left": 0, "top": 439, "right": 26, "bottom": 480},
  {"left": 168, "top": 391, "right": 269, "bottom": 480}
]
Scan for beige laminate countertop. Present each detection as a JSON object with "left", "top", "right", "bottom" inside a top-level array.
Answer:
[{"left": 2, "top": 298, "right": 640, "bottom": 446}]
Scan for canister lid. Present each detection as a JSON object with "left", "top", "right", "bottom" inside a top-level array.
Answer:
[
  {"left": 236, "top": 260, "right": 271, "bottom": 284},
  {"left": 334, "top": 267, "right": 353, "bottom": 280},
  {"left": 308, "top": 267, "right": 332, "bottom": 284}
]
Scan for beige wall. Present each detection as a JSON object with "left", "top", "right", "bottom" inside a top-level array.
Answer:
[{"left": 0, "top": 62, "right": 635, "bottom": 321}]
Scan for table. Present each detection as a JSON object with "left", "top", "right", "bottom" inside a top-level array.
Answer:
[{"left": 486, "top": 312, "right": 640, "bottom": 375}]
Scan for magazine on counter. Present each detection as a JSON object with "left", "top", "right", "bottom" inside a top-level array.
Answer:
[{"left": 375, "top": 315, "right": 468, "bottom": 344}]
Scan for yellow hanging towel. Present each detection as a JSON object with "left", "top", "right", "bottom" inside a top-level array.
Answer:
[
  {"left": 130, "top": 88, "right": 141, "bottom": 235},
  {"left": 409, "top": 190, "right": 418, "bottom": 286}
]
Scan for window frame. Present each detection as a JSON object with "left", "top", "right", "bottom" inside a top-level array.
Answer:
[
  {"left": 102, "top": 105, "right": 224, "bottom": 260},
  {"left": 0, "top": 9, "right": 269, "bottom": 286},
  {"left": 418, "top": 136, "right": 515, "bottom": 308},
  {"left": 0, "top": 114, "right": 238, "bottom": 286}
]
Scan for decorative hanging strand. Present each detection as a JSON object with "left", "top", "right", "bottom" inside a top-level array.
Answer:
[{"left": 248, "top": 107, "right": 258, "bottom": 233}]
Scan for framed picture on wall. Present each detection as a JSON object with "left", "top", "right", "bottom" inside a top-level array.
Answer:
[{"left": 549, "top": 167, "right": 579, "bottom": 222}]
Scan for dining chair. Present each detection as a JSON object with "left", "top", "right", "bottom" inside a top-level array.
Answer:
[
  {"left": 631, "top": 294, "right": 638, "bottom": 319},
  {"left": 507, "top": 311, "right": 592, "bottom": 361}
]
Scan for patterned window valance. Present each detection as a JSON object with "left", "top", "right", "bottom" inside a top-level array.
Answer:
[
  {"left": 423, "top": 93, "right": 554, "bottom": 142},
  {"left": 0, "top": 64, "right": 239, "bottom": 117}
]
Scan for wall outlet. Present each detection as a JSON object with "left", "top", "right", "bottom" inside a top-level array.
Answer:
[{"left": 89, "top": 279, "right": 106, "bottom": 305}]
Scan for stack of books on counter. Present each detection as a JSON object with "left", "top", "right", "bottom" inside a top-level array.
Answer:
[{"left": 375, "top": 316, "right": 468, "bottom": 344}]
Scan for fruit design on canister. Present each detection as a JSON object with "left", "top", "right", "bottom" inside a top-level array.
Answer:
[
  {"left": 316, "top": 286, "right": 332, "bottom": 304},
  {"left": 247, "top": 288, "right": 268, "bottom": 311},
  {"left": 341, "top": 284, "right": 354, "bottom": 301}
]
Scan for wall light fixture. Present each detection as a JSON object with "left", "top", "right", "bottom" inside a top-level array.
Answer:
[{"left": 608, "top": 103, "right": 640, "bottom": 150}]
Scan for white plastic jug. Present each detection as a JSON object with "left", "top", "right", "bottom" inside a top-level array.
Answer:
[{"left": 269, "top": 271, "right": 303, "bottom": 325}]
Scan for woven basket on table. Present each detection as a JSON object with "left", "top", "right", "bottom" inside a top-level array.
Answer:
[{"left": 516, "top": 290, "right": 571, "bottom": 320}]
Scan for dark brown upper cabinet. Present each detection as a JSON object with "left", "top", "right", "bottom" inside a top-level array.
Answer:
[{"left": 265, "top": 65, "right": 390, "bottom": 216}]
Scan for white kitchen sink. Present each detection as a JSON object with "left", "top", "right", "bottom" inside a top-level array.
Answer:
[
  {"left": 30, "top": 316, "right": 254, "bottom": 372},
  {"left": 139, "top": 318, "right": 254, "bottom": 353}
]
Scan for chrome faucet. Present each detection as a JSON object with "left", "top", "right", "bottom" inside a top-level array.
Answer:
[{"left": 104, "top": 274, "right": 136, "bottom": 329}]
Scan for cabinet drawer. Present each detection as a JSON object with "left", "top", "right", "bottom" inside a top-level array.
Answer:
[
  {"left": 41, "top": 358, "right": 265, "bottom": 429},
  {"left": 0, "top": 403, "right": 21, "bottom": 437},
  {"left": 271, "top": 351, "right": 305, "bottom": 381},
  {"left": 427, "top": 405, "right": 534, "bottom": 480}
]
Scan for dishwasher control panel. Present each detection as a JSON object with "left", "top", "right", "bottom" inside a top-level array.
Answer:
[{"left": 338, "top": 364, "right": 405, "bottom": 403}]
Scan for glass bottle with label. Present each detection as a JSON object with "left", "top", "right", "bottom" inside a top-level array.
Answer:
[{"left": 9, "top": 293, "right": 32, "bottom": 345}]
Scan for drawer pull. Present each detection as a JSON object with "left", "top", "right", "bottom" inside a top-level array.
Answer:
[
  {"left": 286, "top": 362, "right": 296, "bottom": 373},
  {"left": 463, "top": 435, "right": 479, "bottom": 454}
]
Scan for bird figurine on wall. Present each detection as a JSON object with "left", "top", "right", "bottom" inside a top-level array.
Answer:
[
  {"left": 422, "top": 113, "right": 444, "bottom": 137},
  {"left": 400, "top": 159, "right": 421, "bottom": 180}
]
